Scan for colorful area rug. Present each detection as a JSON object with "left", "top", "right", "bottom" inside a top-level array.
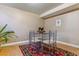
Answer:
[{"left": 19, "top": 43, "right": 77, "bottom": 56}]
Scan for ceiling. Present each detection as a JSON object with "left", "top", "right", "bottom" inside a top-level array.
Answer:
[
  {"left": 0, "top": 3, "right": 62, "bottom": 15},
  {"left": 40, "top": 3, "right": 79, "bottom": 19}
]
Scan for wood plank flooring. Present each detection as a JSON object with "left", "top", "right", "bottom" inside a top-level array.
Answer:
[
  {"left": 56, "top": 43, "right": 79, "bottom": 56},
  {"left": 0, "top": 43, "right": 79, "bottom": 56},
  {"left": 0, "top": 45, "right": 23, "bottom": 56}
]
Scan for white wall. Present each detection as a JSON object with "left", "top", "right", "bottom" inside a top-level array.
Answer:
[
  {"left": 45, "top": 10, "right": 79, "bottom": 46},
  {"left": 0, "top": 5, "right": 44, "bottom": 43}
]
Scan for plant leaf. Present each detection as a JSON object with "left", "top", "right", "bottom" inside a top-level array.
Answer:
[
  {"left": 4, "top": 37, "right": 8, "bottom": 43},
  {"left": 0, "top": 31, "right": 14, "bottom": 37},
  {"left": 0, "top": 24, "right": 15, "bottom": 43},
  {"left": 0, "top": 24, "right": 7, "bottom": 33}
]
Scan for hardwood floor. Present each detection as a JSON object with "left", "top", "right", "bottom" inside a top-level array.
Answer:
[
  {"left": 56, "top": 43, "right": 79, "bottom": 55},
  {"left": 0, "top": 43, "right": 79, "bottom": 56},
  {"left": 0, "top": 45, "right": 23, "bottom": 56}
]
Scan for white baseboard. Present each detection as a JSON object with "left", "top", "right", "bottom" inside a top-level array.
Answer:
[
  {"left": 44, "top": 40, "right": 79, "bottom": 48},
  {"left": 0, "top": 40, "right": 29, "bottom": 47},
  {"left": 1, "top": 40, "right": 79, "bottom": 49},
  {"left": 57, "top": 41, "right": 79, "bottom": 48}
]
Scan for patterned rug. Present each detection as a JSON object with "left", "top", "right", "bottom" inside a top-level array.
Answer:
[{"left": 19, "top": 43, "right": 77, "bottom": 56}]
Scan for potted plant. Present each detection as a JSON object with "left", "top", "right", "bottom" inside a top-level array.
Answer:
[
  {"left": 0, "top": 24, "right": 15, "bottom": 43},
  {"left": 37, "top": 27, "right": 45, "bottom": 34}
]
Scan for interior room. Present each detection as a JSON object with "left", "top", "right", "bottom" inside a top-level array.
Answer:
[{"left": 0, "top": 3, "right": 79, "bottom": 56}]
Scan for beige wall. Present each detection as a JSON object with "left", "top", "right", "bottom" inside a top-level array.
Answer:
[
  {"left": 45, "top": 10, "right": 79, "bottom": 46},
  {"left": 1, "top": 4, "right": 79, "bottom": 46},
  {"left": 0, "top": 5, "right": 44, "bottom": 43}
]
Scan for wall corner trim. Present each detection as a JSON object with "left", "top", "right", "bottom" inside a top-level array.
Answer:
[
  {"left": 0, "top": 40, "right": 28, "bottom": 47},
  {"left": 1, "top": 40, "right": 79, "bottom": 49},
  {"left": 57, "top": 41, "right": 79, "bottom": 48}
]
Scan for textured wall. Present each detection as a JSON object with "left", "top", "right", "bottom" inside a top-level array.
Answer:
[
  {"left": 0, "top": 5, "right": 44, "bottom": 43},
  {"left": 45, "top": 10, "right": 79, "bottom": 46}
]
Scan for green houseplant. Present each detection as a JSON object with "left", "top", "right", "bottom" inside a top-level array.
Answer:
[{"left": 0, "top": 24, "right": 15, "bottom": 43}]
